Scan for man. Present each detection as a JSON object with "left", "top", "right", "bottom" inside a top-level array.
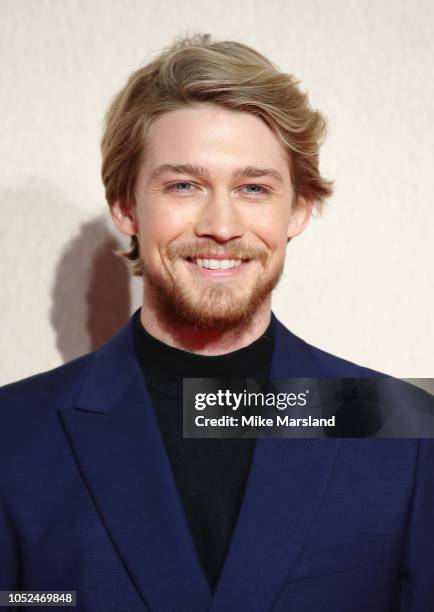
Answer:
[{"left": 1, "top": 33, "right": 433, "bottom": 612}]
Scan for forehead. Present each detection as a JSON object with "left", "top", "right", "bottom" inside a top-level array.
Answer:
[{"left": 143, "top": 103, "right": 290, "bottom": 178}]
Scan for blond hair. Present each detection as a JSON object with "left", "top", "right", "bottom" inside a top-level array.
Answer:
[{"left": 101, "top": 33, "right": 333, "bottom": 275}]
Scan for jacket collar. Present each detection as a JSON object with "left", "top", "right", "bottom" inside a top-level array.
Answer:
[{"left": 74, "top": 310, "right": 319, "bottom": 415}]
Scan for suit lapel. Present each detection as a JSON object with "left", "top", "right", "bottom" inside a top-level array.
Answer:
[
  {"left": 208, "top": 314, "right": 339, "bottom": 611},
  {"left": 59, "top": 318, "right": 211, "bottom": 612},
  {"left": 208, "top": 438, "right": 338, "bottom": 612}
]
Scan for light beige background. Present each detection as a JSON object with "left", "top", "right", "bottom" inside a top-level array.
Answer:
[{"left": 0, "top": 0, "right": 433, "bottom": 384}]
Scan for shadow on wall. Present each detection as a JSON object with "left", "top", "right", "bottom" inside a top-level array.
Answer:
[{"left": 50, "top": 217, "right": 131, "bottom": 362}]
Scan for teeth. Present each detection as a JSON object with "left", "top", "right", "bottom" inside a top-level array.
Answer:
[{"left": 193, "top": 258, "right": 243, "bottom": 270}]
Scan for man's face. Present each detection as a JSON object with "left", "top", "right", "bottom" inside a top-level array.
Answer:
[{"left": 113, "top": 103, "right": 311, "bottom": 330}]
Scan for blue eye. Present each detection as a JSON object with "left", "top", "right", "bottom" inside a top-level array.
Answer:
[
  {"left": 167, "top": 182, "right": 194, "bottom": 192},
  {"left": 242, "top": 185, "right": 270, "bottom": 195}
]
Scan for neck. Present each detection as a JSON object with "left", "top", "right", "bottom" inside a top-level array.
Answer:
[{"left": 139, "top": 297, "right": 272, "bottom": 356}]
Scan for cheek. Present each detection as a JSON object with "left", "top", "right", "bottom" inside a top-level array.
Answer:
[
  {"left": 251, "top": 211, "right": 289, "bottom": 250},
  {"left": 137, "top": 208, "right": 192, "bottom": 255}
]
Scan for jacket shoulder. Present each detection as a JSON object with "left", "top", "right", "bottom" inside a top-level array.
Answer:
[
  {"left": 303, "top": 340, "right": 384, "bottom": 377},
  {"left": 0, "top": 353, "right": 94, "bottom": 422},
  {"left": 0, "top": 312, "right": 136, "bottom": 432},
  {"left": 272, "top": 314, "right": 385, "bottom": 377}
]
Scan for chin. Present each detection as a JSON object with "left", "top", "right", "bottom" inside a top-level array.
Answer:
[
  {"left": 157, "top": 285, "right": 269, "bottom": 331},
  {"left": 174, "top": 304, "right": 257, "bottom": 331}
]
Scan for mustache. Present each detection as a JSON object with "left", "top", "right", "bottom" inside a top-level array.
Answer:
[{"left": 166, "top": 240, "right": 269, "bottom": 265}]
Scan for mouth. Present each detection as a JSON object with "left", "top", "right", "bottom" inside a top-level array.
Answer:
[
  {"left": 183, "top": 256, "right": 252, "bottom": 278},
  {"left": 185, "top": 256, "right": 249, "bottom": 270}
]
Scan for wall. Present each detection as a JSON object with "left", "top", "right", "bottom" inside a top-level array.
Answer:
[{"left": 1, "top": 0, "right": 433, "bottom": 383}]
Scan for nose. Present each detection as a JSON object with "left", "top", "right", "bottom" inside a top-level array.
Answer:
[{"left": 193, "top": 190, "right": 245, "bottom": 243}]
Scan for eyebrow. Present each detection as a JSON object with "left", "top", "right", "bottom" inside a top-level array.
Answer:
[{"left": 150, "top": 163, "right": 284, "bottom": 185}]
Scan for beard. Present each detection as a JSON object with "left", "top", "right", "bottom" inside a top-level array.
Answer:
[{"left": 140, "top": 239, "right": 285, "bottom": 331}]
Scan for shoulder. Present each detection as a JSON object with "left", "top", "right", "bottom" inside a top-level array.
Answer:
[
  {"left": 272, "top": 314, "right": 384, "bottom": 377},
  {"left": 301, "top": 339, "right": 383, "bottom": 377},
  {"left": 0, "top": 312, "right": 138, "bottom": 439},
  {"left": 0, "top": 313, "right": 138, "bottom": 419},
  {"left": 0, "top": 353, "right": 93, "bottom": 425},
  {"left": 0, "top": 353, "right": 99, "bottom": 473}
]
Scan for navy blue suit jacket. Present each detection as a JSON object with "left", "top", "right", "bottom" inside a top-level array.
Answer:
[{"left": 1, "top": 312, "right": 433, "bottom": 611}]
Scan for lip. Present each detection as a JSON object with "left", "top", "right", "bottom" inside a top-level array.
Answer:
[
  {"left": 186, "top": 255, "right": 247, "bottom": 261},
  {"left": 183, "top": 257, "right": 252, "bottom": 279}
]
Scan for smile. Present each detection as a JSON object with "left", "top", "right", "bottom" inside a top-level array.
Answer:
[
  {"left": 190, "top": 258, "right": 243, "bottom": 270},
  {"left": 183, "top": 256, "right": 251, "bottom": 278}
]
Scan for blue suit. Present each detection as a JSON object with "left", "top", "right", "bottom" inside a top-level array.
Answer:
[{"left": 1, "top": 312, "right": 433, "bottom": 611}]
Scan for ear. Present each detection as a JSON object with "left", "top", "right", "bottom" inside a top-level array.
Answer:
[
  {"left": 287, "top": 195, "right": 313, "bottom": 240},
  {"left": 110, "top": 199, "right": 138, "bottom": 237}
]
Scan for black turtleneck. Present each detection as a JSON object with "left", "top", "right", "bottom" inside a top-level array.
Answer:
[{"left": 133, "top": 312, "right": 276, "bottom": 592}]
